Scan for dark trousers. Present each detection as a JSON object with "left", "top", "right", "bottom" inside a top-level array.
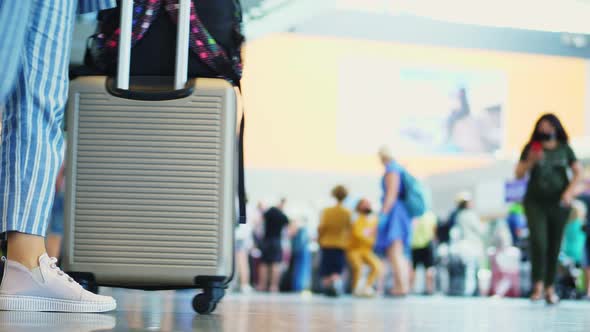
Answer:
[{"left": 524, "top": 199, "right": 570, "bottom": 286}]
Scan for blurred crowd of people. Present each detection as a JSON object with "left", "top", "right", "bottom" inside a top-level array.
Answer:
[
  {"left": 232, "top": 188, "right": 590, "bottom": 301},
  {"left": 231, "top": 114, "right": 590, "bottom": 303}
]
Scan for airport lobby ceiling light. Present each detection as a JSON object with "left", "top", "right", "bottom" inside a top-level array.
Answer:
[{"left": 335, "top": 0, "right": 590, "bottom": 35}]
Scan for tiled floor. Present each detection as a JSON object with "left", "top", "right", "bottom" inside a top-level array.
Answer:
[{"left": 1, "top": 289, "right": 590, "bottom": 331}]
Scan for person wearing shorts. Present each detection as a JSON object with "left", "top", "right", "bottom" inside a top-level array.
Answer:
[
  {"left": 257, "top": 200, "right": 289, "bottom": 292},
  {"left": 318, "top": 186, "right": 351, "bottom": 297},
  {"left": 410, "top": 212, "right": 437, "bottom": 295}
]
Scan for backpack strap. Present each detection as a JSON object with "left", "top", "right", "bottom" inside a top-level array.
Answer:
[
  {"left": 237, "top": 110, "right": 246, "bottom": 224},
  {"left": 97, "top": 0, "right": 163, "bottom": 59},
  {"left": 164, "top": 0, "right": 242, "bottom": 84}
]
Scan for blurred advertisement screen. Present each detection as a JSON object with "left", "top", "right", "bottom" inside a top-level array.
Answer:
[{"left": 337, "top": 58, "right": 507, "bottom": 156}]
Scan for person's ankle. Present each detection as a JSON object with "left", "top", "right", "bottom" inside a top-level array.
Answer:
[
  {"left": 6, "top": 232, "right": 47, "bottom": 270},
  {"left": 5, "top": 253, "right": 44, "bottom": 270}
]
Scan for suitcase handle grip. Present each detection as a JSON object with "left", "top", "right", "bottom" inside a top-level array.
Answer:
[{"left": 116, "top": 0, "right": 190, "bottom": 91}]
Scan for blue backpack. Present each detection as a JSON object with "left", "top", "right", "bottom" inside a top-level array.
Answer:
[{"left": 400, "top": 168, "right": 427, "bottom": 218}]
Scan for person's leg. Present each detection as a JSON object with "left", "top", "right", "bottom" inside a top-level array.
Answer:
[
  {"left": 0, "top": 0, "right": 115, "bottom": 313},
  {"left": 328, "top": 272, "right": 344, "bottom": 295},
  {"left": 319, "top": 249, "right": 343, "bottom": 296},
  {"left": 409, "top": 267, "right": 417, "bottom": 293},
  {"left": 410, "top": 249, "right": 420, "bottom": 293},
  {"left": 320, "top": 248, "right": 340, "bottom": 290},
  {"left": 425, "top": 267, "right": 436, "bottom": 294},
  {"left": 376, "top": 258, "right": 388, "bottom": 295},
  {"left": 524, "top": 201, "right": 548, "bottom": 299},
  {"left": 347, "top": 250, "right": 363, "bottom": 293},
  {"left": 5, "top": 233, "right": 46, "bottom": 269},
  {"left": 320, "top": 249, "right": 333, "bottom": 289},
  {"left": 268, "top": 240, "right": 283, "bottom": 293},
  {"left": 0, "top": 1, "right": 32, "bottom": 102},
  {"left": 236, "top": 249, "right": 251, "bottom": 291},
  {"left": 424, "top": 244, "right": 436, "bottom": 294},
  {"left": 388, "top": 240, "right": 408, "bottom": 295},
  {"left": 257, "top": 263, "right": 269, "bottom": 291},
  {"left": 544, "top": 206, "right": 569, "bottom": 302},
  {"left": 327, "top": 274, "right": 336, "bottom": 283},
  {"left": 332, "top": 249, "right": 346, "bottom": 292},
  {"left": 585, "top": 268, "right": 590, "bottom": 297},
  {"left": 269, "top": 263, "right": 282, "bottom": 293},
  {"left": 45, "top": 235, "right": 62, "bottom": 259},
  {"left": 1, "top": 0, "right": 74, "bottom": 263},
  {"left": 45, "top": 193, "right": 64, "bottom": 259},
  {"left": 363, "top": 251, "right": 383, "bottom": 289},
  {"left": 400, "top": 244, "right": 410, "bottom": 294},
  {"left": 320, "top": 256, "right": 332, "bottom": 289}
]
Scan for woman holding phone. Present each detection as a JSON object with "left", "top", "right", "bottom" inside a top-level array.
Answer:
[{"left": 515, "top": 113, "right": 582, "bottom": 304}]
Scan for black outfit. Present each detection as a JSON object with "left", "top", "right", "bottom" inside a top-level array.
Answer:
[
  {"left": 319, "top": 249, "right": 346, "bottom": 277},
  {"left": 412, "top": 242, "right": 435, "bottom": 269},
  {"left": 261, "top": 207, "right": 289, "bottom": 264},
  {"left": 521, "top": 142, "right": 576, "bottom": 285},
  {"left": 437, "top": 209, "right": 459, "bottom": 244}
]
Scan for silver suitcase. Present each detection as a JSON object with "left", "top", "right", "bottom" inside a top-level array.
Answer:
[{"left": 62, "top": 0, "right": 243, "bottom": 314}]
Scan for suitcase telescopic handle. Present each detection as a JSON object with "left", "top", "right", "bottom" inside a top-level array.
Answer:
[{"left": 117, "top": 0, "right": 190, "bottom": 90}]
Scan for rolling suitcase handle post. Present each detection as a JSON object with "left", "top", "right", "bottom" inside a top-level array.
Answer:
[{"left": 117, "top": 0, "right": 190, "bottom": 90}]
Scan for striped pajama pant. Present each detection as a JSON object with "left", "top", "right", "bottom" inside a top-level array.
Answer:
[{"left": 0, "top": 0, "right": 115, "bottom": 237}]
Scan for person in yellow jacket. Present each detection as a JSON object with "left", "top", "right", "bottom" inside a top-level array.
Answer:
[
  {"left": 348, "top": 198, "right": 383, "bottom": 297},
  {"left": 318, "top": 185, "right": 352, "bottom": 297}
]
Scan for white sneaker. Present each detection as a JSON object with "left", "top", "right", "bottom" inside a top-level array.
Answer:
[
  {"left": 362, "top": 286, "right": 377, "bottom": 298},
  {"left": 241, "top": 284, "right": 253, "bottom": 294},
  {"left": 353, "top": 285, "right": 364, "bottom": 297},
  {"left": 0, "top": 254, "right": 116, "bottom": 312}
]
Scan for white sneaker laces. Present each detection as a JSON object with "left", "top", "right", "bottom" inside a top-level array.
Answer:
[{"left": 48, "top": 257, "right": 75, "bottom": 283}]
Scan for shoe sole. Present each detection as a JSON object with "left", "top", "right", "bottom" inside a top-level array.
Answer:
[
  {"left": 0, "top": 311, "right": 116, "bottom": 329},
  {"left": 0, "top": 295, "right": 116, "bottom": 313}
]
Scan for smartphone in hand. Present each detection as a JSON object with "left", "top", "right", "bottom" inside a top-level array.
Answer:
[{"left": 530, "top": 141, "right": 544, "bottom": 161}]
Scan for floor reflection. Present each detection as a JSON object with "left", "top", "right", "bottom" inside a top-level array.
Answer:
[
  {"left": 1, "top": 291, "right": 590, "bottom": 331},
  {"left": 0, "top": 311, "right": 116, "bottom": 332}
]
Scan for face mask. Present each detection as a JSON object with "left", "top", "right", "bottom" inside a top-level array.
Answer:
[
  {"left": 360, "top": 208, "right": 372, "bottom": 215},
  {"left": 534, "top": 132, "right": 556, "bottom": 142}
]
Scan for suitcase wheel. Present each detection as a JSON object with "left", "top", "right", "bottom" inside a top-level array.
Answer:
[
  {"left": 192, "top": 285, "right": 225, "bottom": 314},
  {"left": 193, "top": 293, "right": 217, "bottom": 314}
]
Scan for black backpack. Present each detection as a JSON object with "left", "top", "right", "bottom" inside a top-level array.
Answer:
[
  {"left": 437, "top": 210, "right": 458, "bottom": 244},
  {"left": 84, "top": 0, "right": 243, "bottom": 83}
]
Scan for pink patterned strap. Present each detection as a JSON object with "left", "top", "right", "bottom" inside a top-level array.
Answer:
[{"left": 100, "top": 0, "right": 241, "bottom": 83}]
